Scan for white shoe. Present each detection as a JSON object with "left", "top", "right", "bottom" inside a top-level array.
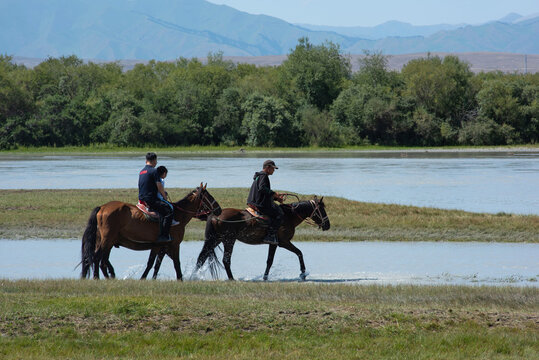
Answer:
[{"left": 171, "top": 220, "right": 180, "bottom": 226}]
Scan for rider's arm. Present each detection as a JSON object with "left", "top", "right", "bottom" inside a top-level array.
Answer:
[
  {"left": 258, "top": 174, "right": 275, "bottom": 195},
  {"left": 259, "top": 174, "right": 283, "bottom": 203},
  {"left": 156, "top": 181, "right": 167, "bottom": 200}
]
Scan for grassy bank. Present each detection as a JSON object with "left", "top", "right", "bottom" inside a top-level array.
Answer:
[
  {"left": 1, "top": 188, "right": 537, "bottom": 242},
  {"left": 0, "top": 280, "right": 537, "bottom": 359},
  {"left": 1, "top": 144, "right": 538, "bottom": 155}
]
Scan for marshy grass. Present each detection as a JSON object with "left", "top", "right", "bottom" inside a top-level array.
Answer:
[
  {"left": 0, "top": 280, "right": 537, "bottom": 359},
  {"left": 1, "top": 188, "right": 537, "bottom": 242},
  {"left": 2, "top": 144, "right": 537, "bottom": 155}
]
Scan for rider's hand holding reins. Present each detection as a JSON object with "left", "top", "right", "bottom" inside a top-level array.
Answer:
[{"left": 274, "top": 193, "right": 285, "bottom": 203}]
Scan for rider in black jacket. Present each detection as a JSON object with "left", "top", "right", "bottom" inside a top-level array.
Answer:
[{"left": 247, "top": 160, "right": 284, "bottom": 245}]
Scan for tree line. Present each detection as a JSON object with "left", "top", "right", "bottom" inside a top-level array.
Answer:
[{"left": 1, "top": 38, "right": 537, "bottom": 149}]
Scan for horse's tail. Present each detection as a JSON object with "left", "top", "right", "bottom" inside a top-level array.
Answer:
[
  {"left": 206, "top": 245, "right": 223, "bottom": 280},
  {"left": 196, "top": 216, "right": 223, "bottom": 279},
  {"left": 81, "top": 206, "right": 100, "bottom": 279}
]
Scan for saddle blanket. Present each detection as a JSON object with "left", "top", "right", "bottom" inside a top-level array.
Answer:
[
  {"left": 137, "top": 200, "right": 180, "bottom": 226},
  {"left": 137, "top": 200, "right": 159, "bottom": 219},
  {"left": 245, "top": 207, "right": 270, "bottom": 221}
]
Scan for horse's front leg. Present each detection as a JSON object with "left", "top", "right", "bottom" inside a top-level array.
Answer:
[
  {"left": 263, "top": 244, "right": 278, "bottom": 281},
  {"left": 151, "top": 247, "right": 167, "bottom": 280},
  {"left": 280, "top": 241, "right": 307, "bottom": 281},
  {"left": 141, "top": 248, "right": 158, "bottom": 280}
]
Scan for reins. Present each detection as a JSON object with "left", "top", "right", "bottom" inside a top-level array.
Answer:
[{"left": 172, "top": 190, "right": 216, "bottom": 217}]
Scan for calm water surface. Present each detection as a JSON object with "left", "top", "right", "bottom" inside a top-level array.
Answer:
[
  {"left": 0, "top": 151, "right": 538, "bottom": 214},
  {"left": 1, "top": 240, "right": 537, "bottom": 286}
]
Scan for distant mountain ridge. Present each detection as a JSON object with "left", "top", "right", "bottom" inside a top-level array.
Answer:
[
  {"left": 297, "top": 13, "right": 539, "bottom": 39},
  {"left": 0, "top": 0, "right": 537, "bottom": 60},
  {"left": 296, "top": 21, "right": 465, "bottom": 39}
]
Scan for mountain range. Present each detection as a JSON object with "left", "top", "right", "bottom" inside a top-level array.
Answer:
[
  {"left": 297, "top": 12, "right": 538, "bottom": 39},
  {"left": 1, "top": 0, "right": 537, "bottom": 60}
]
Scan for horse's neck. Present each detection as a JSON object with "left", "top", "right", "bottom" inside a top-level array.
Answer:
[
  {"left": 175, "top": 194, "right": 200, "bottom": 220},
  {"left": 288, "top": 202, "right": 312, "bottom": 227}
]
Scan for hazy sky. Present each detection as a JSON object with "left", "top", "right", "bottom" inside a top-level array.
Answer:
[{"left": 207, "top": 0, "right": 538, "bottom": 27}]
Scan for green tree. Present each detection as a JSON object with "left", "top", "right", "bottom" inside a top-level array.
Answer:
[
  {"left": 354, "top": 51, "right": 402, "bottom": 89},
  {"left": 331, "top": 83, "right": 411, "bottom": 145},
  {"left": 241, "top": 93, "right": 296, "bottom": 147},
  {"left": 282, "top": 38, "right": 351, "bottom": 110},
  {"left": 298, "top": 105, "right": 344, "bottom": 147},
  {"left": 402, "top": 55, "right": 476, "bottom": 144},
  {"left": 474, "top": 77, "right": 539, "bottom": 144},
  {"left": 213, "top": 88, "right": 244, "bottom": 145},
  {"left": 0, "top": 55, "right": 34, "bottom": 129}
]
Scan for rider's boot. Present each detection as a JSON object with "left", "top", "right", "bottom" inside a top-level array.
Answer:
[{"left": 156, "top": 217, "right": 172, "bottom": 243}]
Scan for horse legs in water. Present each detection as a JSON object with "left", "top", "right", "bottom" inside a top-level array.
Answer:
[
  {"left": 263, "top": 244, "right": 278, "bottom": 281},
  {"left": 264, "top": 242, "right": 307, "bottom": 281},
  {"left": 222, "top": 240, "right": 236, "bottom": 280},
  {"left": 99, "top": 247, "right": 114, "bottom": 279},
  {"left": 104, "top": 259, "right": 115, "bottom": 278},
  {"left": 195, "top": 240, "right": 214, "bottom": 270},
  {"left": 150, "top": 247, "right": 167, "bottom": 280},
  {"left": 99, "top": 259, "right": 116, "bottom": 279},
  {"left": 141, "top": 247, "right": 160, "bottom": 280},
  {"left": 92, "top": 248, "right": 102, "bottom": 279},
  {"left": 169, "top": 246, "right": 183, "bottom": 281}
]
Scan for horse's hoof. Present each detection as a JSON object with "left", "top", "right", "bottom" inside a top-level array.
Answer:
[
  {"left": 263, "top": 275, "right": 268, "bottom": 281},
  {"left": 299, "top": 272, "right": 307, "bottom": 281}
]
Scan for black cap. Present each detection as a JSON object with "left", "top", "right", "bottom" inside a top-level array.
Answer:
[{"left": 263, "top": 160, "right": 278, "bottom": 169}]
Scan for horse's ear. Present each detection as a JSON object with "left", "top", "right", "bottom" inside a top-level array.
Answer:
[
  {"left": 314, "top": 195, "right": 318, "bottom": 201},
  {"left": 204, "top": 183, "right": 207, "bottom": 190},
  {"left": 320, "top": 196, "right": 324, "bottom": 203}
]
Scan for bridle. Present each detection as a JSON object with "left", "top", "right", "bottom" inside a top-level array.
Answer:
[
  {"left": 173, "top": 189, "right": 217, "bottom": 217},
  {"left": 292, "top": 198, "right": 328, "bottom": 229},
  {"left": 199, "top": 190, "right": 219, "bottom": 216}
]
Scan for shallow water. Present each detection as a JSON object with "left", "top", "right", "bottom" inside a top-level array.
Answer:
[
  {"left": 1, "top": 151, "right": 538, "bottom": 214},
  {"left": 1, "top": 239, "right": 537, "bottom": 286}
]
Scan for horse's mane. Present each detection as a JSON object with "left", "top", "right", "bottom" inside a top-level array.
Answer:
[
  {"left": 281, "top": 200, "right": 312, "bottom": 216},
  {"left": 174, "top": 188, "right": 198, "bottom": 207}
]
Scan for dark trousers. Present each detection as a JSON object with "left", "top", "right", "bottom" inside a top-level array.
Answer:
[
  {"left": 258, "top": 203, "right": 284, "bottom": 234},
  {"left": 145, "top": 198, "right": 174, "bottom": 237}
]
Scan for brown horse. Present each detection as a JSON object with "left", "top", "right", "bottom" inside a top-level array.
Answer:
[
  {"left": 81, "top": 184, "right": 221, "bottom": 280},
  {"left": 194, "top": 196, "right": 330, "bottom": 281}
]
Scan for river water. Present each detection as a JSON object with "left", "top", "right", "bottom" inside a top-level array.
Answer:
[
  {"left": 0, "top": 150, "right": 538, "bottom": 214},
  {"left": 1, "top": 151, "right": 537, "bottom": 285},
  {"left": 0, "top": 239, "right": 537, "bottom": 286}
]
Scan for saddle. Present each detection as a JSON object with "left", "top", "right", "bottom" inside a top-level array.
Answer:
[
  {"left": 245, "top": 205, "right": 270, "bottom": 223},
  {"left": 136, "top": 200, "right": 159, "bottom": 222}
]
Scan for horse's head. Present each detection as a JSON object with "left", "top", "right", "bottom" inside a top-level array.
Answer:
[
  {"left": 196, "top": 183, "right": 222, "bottom": 217},
  {"left": 311, "top": 196, "right": 330, "bottom": 231}
]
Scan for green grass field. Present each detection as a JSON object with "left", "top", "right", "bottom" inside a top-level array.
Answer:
[
  {"left": 1, "top": 188, "right": 538, "bottom": 242},
  {"left": 0, "top": 280, "right": 537, "bottom": 359}
]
